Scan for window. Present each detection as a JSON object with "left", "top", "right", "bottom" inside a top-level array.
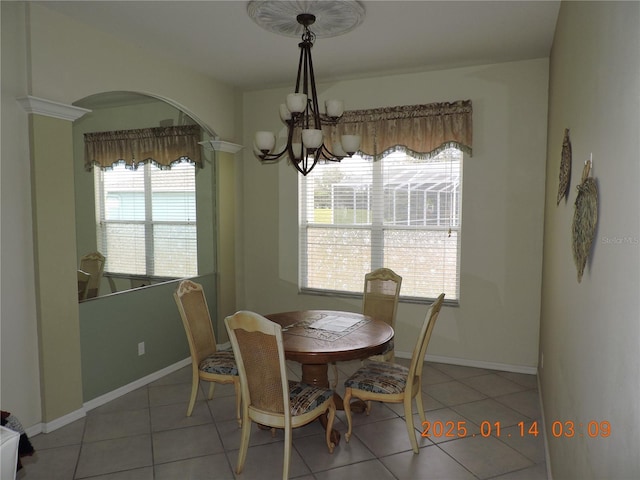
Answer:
[
  {"left": 300, "top": 148, "right": 462, "bottom": 301},
  {"left": 94, "top": 161, "right": 197, "bottom": 278}
]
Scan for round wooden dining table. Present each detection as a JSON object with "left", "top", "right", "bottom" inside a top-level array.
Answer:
[{"left": 265, "top": 309, "right": 394, "bottom": 444}]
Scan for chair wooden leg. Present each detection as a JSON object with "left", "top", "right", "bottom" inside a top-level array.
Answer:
[
  {"left": 207, "top": 382, "right": 215, "bottom": 400},
  {"left": 236, "top": 416, "right": 251, "bottom": 474},
  {"left": 343, "top": 389, "right": 353, "bottom": 442},
  {"left": 404, "top": 395, "right": 419, "bottom": 453},
  {"left": 233, "top": 379, "right": 242, "bottom": 427},
  {"left": 325, "top": 402, "right": 336, "bottom": 453},
  {"left": 415, "top": 391, "right": 427, "bottom": 425},
  {"left": 186, "top": 372, "right": 199, "bottom": 417},
  {"left": 283, "top": 426, "right": 292, "bottom": 480}
]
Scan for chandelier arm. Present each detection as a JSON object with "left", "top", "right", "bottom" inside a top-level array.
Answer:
[
  {"left": 284, "top": 118, "right": 299, "bottom": 161},
  {"left": 293, "top": 148, "right": 320, "bottom": 176},
  {"left": 295, "top": 43, "right": 305, "bottom": 94},
  {"left": 319, "top": 144, "right": 344, "bottom": 162},
  {"left": 302, "top": 44, "right": 311, "bottom": 129},
  {"left": 292, "top": 156, "right": 306, "bottom": 175},
  {"left": 306, "top": 43, "right": 322, "bottom": 130},
  {"left": 258, "top": 149, "right": 286, "bottom": 162}
]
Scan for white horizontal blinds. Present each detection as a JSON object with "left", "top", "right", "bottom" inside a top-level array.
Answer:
[
  {"left": 301, "top": 156, "right": 373, "bottom": 293},
  {"left": 300, "top": 148, "right": 462, "bottom": 300},
  {"left": 95, "top": 164, "right": 146, "bottom": 275},
  {"left": 150, "top": 162, "right": 197, "bottom": 277},
  {"left": 95, "top": 161, "right": 197, "bottom": 277},
  {"left": 381, "top": 149, "right": 462, "bottom": 301}
]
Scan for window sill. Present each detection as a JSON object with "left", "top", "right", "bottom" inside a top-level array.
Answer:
[{"left": 299, "top": 287, "right": 459, "bottom": 307}]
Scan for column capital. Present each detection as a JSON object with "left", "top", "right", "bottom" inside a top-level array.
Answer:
[{"left": 17, "top": 95, "right": 91, "bottom": 121}]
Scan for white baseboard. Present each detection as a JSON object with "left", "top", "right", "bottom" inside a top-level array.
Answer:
[
  {"left": 394, "top": 351, "right": 538, "bottom": 375},
  {"left": 83, "top": 357, "right": 191, "bottom": 412},
  {"left": 42, "top": 408, "right": 87, "bottom": 434},
  {"left": 24, "top": 406, "right": 88, "bottom": 437},
  {"left": 24, "top": 423, "right": 44, "bottom": 438}
]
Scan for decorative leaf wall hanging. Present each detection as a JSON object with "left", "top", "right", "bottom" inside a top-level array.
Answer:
[
  {"left": 572, "top": 158, "right": 598, "bottom": 282},
  {"left": 557, "top": 128, "right": 572, "bottom": 205}
]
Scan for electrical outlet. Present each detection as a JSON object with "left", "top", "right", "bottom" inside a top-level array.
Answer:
[{"left": 138, "top": 342, "right": 145, "bottom": 356}]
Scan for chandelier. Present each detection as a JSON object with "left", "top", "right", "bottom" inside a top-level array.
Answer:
[{"left": 253, "top": 13, "right": 361, "bottom": 176}]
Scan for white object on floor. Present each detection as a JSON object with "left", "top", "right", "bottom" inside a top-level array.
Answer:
[{"left": 0, "top": 425, "right": 20, "bottom": 480}]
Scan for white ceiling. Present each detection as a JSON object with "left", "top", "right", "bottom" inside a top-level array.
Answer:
[{"left": 38, "top": 0, "right": 560, "bottom": 92}]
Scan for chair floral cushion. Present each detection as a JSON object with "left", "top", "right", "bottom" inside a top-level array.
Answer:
[
  {"left": 199, "top": 351, "right": 238, "bottom": 376},
  {"left": 288, "top": 381, "right": 334, "bottom": 416},
  {"left": 345, "top": 361, "right": 409, "bottom": 394}
]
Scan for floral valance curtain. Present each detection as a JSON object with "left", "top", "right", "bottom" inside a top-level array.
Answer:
[
  {"left": 325, "top": 100, "right": 472, "bottom": 161},
  {"left": 84, "top": 124, "right": 202, "bottom": 171}
]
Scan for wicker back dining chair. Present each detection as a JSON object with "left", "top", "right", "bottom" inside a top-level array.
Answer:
[
  {"left": 79, "top": 251, "right": 105, "bottom": 299},
  {"left": 174, "top": 280, "right": 241, "bottom": 426},
  {"left": 225, "top": 310, "right": 336, "bottom": 480},
  {"left": 77, "top": 269, "right": 91, "bottom": 301},
  {"left": 343, "top": 293, "right": 445, "bottom": 454},
  {"left": 362, "top": 267, "right": 403, "bottom": 361},
  {"left": 331, "top": 267, "right": 402, "bottom": 387}
]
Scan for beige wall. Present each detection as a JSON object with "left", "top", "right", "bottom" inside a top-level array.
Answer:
[
  {"left": 27, "top": 4, "right": 238, "bottom": 143},
  {"left": 241, "top": 58, "right": 549, "bottom": 371},
  {"left": 540, "top": 1, "right": 640, "bottom": 478},
  {"left": 0, "top": 2, "right": 42, "bottom": 427}
]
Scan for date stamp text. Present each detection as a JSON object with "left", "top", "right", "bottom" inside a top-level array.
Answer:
[{"left": 421, "top": 420, "right": 611, "bottom": 439}]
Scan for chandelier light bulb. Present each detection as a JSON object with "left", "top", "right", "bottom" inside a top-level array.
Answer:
[
  {"left": 325, "top": 99, "right": 344, "bottom": 118},
  {"left": 279, "top": 103, "right": 292, "bottom": 122},
  {"left": 255, "top": 131, "right": 276, "bottom": 153},
  {"left": 341, "top": 134, "right": 360, "bottom": 155},
  {"left": 286, "top": 93, "right": 307, "bottom": 113},
  {"left": 302, "top": 129, "right": 323, "bottom": 149}
]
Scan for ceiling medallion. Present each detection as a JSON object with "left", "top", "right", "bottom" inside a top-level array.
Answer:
[{"left": 247, "top": 0, "right": 365, "bottom": 38}]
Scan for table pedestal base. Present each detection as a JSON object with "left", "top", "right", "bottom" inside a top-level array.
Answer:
[
  {"left": 299, "top": 363, "right": 369, "bottom": 445},
  {"left": 299, "top": 364, "right": 341, "bottom": 444},
  {"left": 299, "top": 363, "right": 330, "bottom": 388}
]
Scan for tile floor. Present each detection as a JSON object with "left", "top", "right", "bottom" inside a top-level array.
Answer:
[{"left": 18, "top": 360, "right": 548, "bottom": 479}]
